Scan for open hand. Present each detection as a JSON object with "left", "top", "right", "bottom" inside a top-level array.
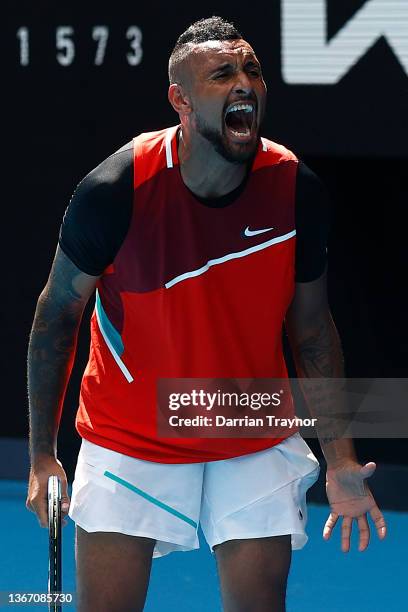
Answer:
[{"left": 324, "top": 460, "right": 387, "bottom": 552}]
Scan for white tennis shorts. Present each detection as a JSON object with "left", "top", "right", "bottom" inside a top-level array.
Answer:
[{"left": 69, "top": 433, "right": 320, "bottom": 558}]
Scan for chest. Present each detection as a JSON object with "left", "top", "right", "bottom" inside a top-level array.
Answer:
[{"left": 115, "top": 165, "right": 296, "bottom": 293}]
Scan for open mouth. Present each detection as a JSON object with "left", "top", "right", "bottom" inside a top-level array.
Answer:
[{"left": 224, "top": 102, "right": 256, "bottom": 139}]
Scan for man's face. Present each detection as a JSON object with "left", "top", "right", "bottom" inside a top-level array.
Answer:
[{"left": 184, "top": 39, "right": 267, "bottom": 164}]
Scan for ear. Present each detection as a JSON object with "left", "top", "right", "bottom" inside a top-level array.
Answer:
[{"left": 168, "top": 84, "right": 192, "bottom": 116}]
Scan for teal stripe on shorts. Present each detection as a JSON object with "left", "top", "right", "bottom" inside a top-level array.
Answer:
[{"left": 103, "top": 470, "right": 198, "bottom": 529}]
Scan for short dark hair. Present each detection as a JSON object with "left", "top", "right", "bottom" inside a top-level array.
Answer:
[{"left": 168, "top": 16, "right": 243, "bottom": 84}]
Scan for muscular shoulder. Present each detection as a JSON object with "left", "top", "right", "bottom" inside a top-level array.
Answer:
[
  {"left": 59, "top": 142, "right": 133, "bottom": 275},
  {"left": 74, "top": 141, "right": 133, "bottom": 198},
  {"left": 295, "top": 161, "right": 332, "bottom": 283}
]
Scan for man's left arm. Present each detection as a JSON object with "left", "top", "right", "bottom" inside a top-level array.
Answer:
[{"left": 285, "top": 270, "right": 387, "bottom": 552}]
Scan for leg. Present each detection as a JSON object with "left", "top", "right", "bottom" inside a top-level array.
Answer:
[
  {"left": 214, "top": 535, "right": 292, "bottom": 612},
  {"left": 75, "top": 526, "right": 156, "bottom": 612}
]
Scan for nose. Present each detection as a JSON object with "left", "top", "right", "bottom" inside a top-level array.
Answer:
[{"left": 233, "top": 70, "right": 252, "bottom": 96}]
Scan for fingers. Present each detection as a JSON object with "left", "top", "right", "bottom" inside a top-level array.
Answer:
[
  {"left": 26, "top": 471, "right": 48, "bottom": 528},
  {"left": 324, "top": 513, "right": 355, "bottom": 553},
  {"left": 26, "top": 465, "right": 70, "bottom": 528},
  {"left": 26, "top": 493, "right": 48, "bottom": 528},
  {"left": 61, "top": 491, "right": 71, "bottom": 528},
  {"left": 323, "top": 512, "right": 338, "bottom": 540},
  {"left": 61, "top": 491, "right": 71, "bottom": 515},
  {"left": 60, "top": 476, "right": 71, "bottom": 521},
  {"left": 370, "top": 505, "right": 387, "bottom": 540},
  {"left": 357, "top": 515, "right": 370, "bottom": 552},
  {"left": 341, "top": 516, "right": 353, "bottom": 553},
  {"left": 360, "top": 462, "right": 376, "bottom": 479}
]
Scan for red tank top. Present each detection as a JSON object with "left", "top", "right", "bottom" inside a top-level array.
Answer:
[{"left": 76, "top": 126, "right": 299, "bottom": 462}]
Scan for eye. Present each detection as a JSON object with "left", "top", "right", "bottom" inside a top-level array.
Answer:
[
  {"left": 247, "top": 67, "right": 261, "bottom": 77},
  {"left": 213, "top": 72, "right": 229, "bottom": 80}
]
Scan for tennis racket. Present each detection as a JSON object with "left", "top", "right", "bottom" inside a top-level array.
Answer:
[{"left": 48, "top": 475, "right": 62, "bottom": 612}]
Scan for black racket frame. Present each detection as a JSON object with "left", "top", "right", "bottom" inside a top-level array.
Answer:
[{"left": 48, "top": 475, "right": 62, "bottom": 612}]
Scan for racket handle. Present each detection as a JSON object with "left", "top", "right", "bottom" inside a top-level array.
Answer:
[{"left": 48, "top": 476, "right": 62, "bottom": 611}]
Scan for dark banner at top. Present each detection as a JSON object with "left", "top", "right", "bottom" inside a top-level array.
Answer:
[{"left": 4, "top": 0, "right": 408, "bottom": 162}]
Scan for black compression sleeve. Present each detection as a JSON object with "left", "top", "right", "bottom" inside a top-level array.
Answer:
[
  {"left": 58, "top": 143, "right": 133, "bottom": 275},
  {"left": 294, "top": 161, "right": 332, "bottom": 283}
]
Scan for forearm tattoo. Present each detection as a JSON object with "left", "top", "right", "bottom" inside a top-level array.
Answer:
[
  {"left": 296, "top": 318, "right": 343, "bottom": 378},
  {"left": 290, "top": 316, "right": 355, "bottom": 462},
  {"left": 27, "top": 258, "right": 87, "bottom": 459}
]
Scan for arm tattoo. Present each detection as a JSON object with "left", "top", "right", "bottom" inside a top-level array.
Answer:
[
  {"left": 289, "top": 316, "right": 357, "bottom": 464},
  {"left": 296, "top": 318, "right": 342, "bottom": 378},
  {"left": 27, "top": 256, "right": 91, "bottom": 460}
]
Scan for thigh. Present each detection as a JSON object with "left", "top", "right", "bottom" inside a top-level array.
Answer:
[
  {"left": 214, "top": 535, "right": 292, "bottom": 612},
  {"left": 75, "top": 526, "right": 155, "bottom": 612}
]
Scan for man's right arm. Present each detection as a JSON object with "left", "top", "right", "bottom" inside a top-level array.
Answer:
[
  {"left": 27, "top": 142, "right": 133, "bottom": 526},
  {"left": 26, "top": 245, "right": 99, "bottom": 526}
]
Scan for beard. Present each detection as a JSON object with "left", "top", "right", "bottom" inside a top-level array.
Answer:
[{"left": 195, "top": 113, "right": 259, "bottom": 164}]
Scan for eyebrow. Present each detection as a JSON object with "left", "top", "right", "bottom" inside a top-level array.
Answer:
[
  {"left": 210, "top": 59, "right": 261, "bottom": 74},
  {"left": 211, "top": 62, "right": 233, "bottom": 72},
  {"left": 244, "top": 60, "right": 261, "bottom": 68}
]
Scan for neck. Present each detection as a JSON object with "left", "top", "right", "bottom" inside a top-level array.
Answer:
[{"left": 177, "top": 126, "right": 250, "bottom": 199}]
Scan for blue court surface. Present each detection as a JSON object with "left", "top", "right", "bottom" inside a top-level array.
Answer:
[{"left": 0, "top": 480, "right": 405, "bottom": 611}]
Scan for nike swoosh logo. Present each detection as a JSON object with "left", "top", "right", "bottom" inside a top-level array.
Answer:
[{"left": 243, "top": 226, "right": 274, "bottom": 238}]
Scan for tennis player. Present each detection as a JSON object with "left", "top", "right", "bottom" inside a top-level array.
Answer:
[{"left": 27, "top": 17, "right": 387, "bottom": 612}]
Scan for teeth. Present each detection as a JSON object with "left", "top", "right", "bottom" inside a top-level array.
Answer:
[
  {"left": 226, "top": 103, "right": 254, "bottom": 115},
  {"left": 230, "top": 128, "right": 250, "bottom": 136}
]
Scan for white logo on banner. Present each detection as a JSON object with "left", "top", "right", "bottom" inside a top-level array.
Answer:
[{"left": 281, "top": 0, "right": 408, "bottom": 84}]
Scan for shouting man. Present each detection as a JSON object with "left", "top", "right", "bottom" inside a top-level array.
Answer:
[{"left": 27, "top": 16, "right": 386, "bottom": 612}]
